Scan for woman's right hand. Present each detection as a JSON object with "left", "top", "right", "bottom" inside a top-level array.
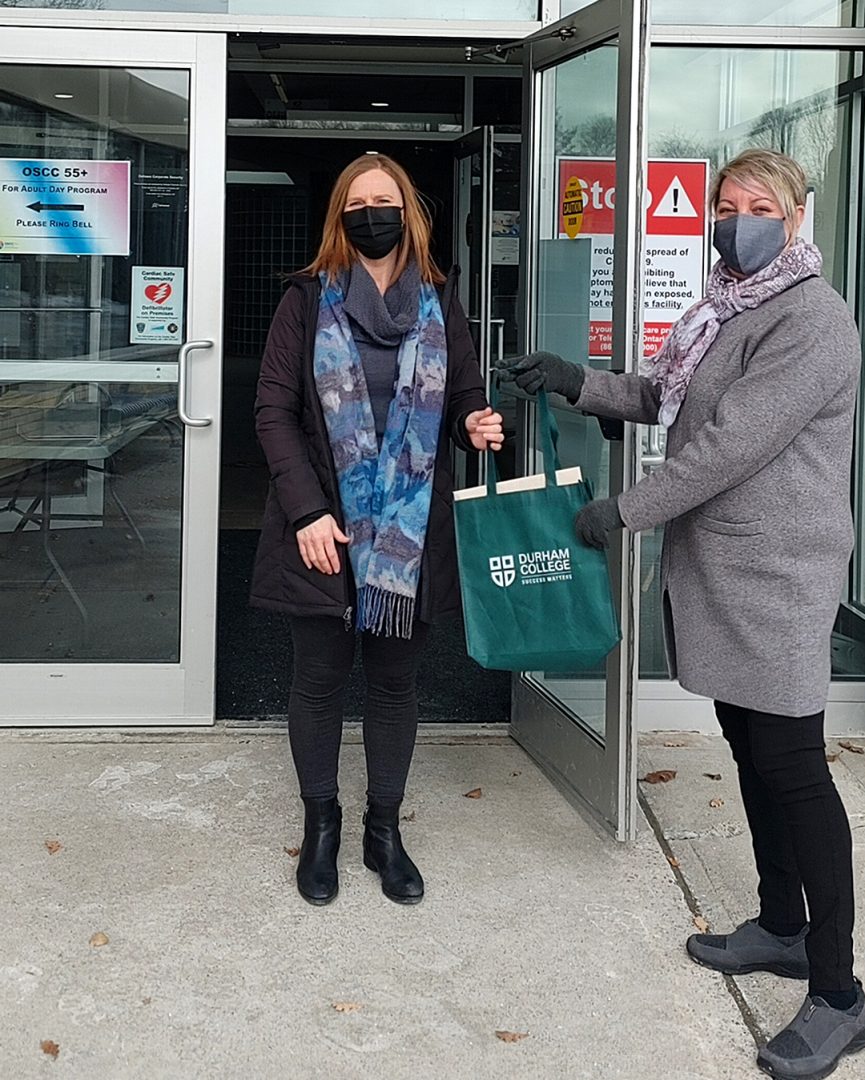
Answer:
[{"left": 296, "top": 514, "right": 350, "bottom": 575}]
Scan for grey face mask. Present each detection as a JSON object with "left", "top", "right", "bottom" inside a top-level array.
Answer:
[{"left": 712, "top": 214, "right": 788, "bottom": 276}]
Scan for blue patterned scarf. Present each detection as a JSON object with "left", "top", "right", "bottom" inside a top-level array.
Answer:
[{"left": 313, "top": 271, "right": 447, "bottom": 638}]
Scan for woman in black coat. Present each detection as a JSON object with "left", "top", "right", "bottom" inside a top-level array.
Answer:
[{"left": 251, "top": 154, "right": 503, "bottom": 907}]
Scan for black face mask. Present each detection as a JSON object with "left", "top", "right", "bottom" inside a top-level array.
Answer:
[{"left": 342, "top": 205, "right": 404, "bottom": 260}]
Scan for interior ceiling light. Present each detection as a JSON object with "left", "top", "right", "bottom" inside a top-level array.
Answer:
[
  {"left": 371, "top": 102, "right": 389, "bottom": 107},
  {"left": 54, "top": 93, "right": 74, "bottom": 99},
  {"left": 365, "top": 150, "right": 379, "bottom": 155}
]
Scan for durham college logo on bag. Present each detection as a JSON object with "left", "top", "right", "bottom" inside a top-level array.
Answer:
[{"left": 489, "top": 549, "right": 572, "bottom": 589}]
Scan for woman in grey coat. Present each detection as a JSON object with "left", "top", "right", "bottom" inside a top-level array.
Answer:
[{"left": 500, "top": 149, "right": 863, "bottom": 1080}]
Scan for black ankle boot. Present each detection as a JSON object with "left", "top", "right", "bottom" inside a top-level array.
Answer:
[
  {"left": 362, "top": 800, "right": 424, "bottom": 905},
  {"left": 296, "top": 796, "right": 341, "bottom": 906}
]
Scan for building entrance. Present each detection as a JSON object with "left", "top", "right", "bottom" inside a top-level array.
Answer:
[
  {"left": 217, "top": 142, "right": 479, "bottom": 722},
  {"left": 215, "top": 48, "right": 523, "bottom": 720}
]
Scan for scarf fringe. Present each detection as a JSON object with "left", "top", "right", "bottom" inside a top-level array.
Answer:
[{"left": 356, "top": 586, "right": 416, "bottom": 639}]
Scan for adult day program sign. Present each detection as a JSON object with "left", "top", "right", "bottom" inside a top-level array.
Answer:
[
  {"left": 0, "top": 159, "right": 130, "bottom": 256},
  {"left": 557, "top": 158, "right": 709, "bottom": 358}
]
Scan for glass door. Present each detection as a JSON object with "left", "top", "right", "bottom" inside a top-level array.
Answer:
[
  {"left": 510, "top": 0, "right": 649, "bottom": 839},
  {"left": 0, "top": 28, "right": 225, "bottom": 724},
  {"left": 453, "top": 127, "right": 495, "bottom": 487}
]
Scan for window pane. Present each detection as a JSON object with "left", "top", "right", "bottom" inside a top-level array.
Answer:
[
  {"left": 0, "top": 65, "right": 189, "bottom": 662},
  {"left": 652, "top": 0, "right": 861, "bottom": 26},
  {"left": 0, "top": 0, "right": 540, "bottom": 18},
  {"left": 561, "top": 0, "right": 862, "bottom": 24}
]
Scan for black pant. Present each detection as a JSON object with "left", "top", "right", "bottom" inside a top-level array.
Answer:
[
  {"left": 716, "top": 701, "right": 855, "bottom": 993},
  {"left": 288, "top": 615, "right": 429, "bottom": 805}
]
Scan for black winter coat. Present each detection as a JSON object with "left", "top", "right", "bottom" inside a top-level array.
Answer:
[{"left": 250, "top": 267, "right": 488, "bottom": 623}]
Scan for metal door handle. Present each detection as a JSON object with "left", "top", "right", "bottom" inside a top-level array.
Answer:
[
  {"left": 177, "top": 339, "right": 213, "bottom": 428},
  {"left": 641, "top": 425, "right": 666, "bottom": 470}
]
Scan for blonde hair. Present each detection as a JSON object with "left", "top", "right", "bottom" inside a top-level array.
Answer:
[
  {"left": 304, "top": 154, "right": 445, "bottom": 286},
  {"left": 709, "top": 149, "right": 807, "bottom": 234}
]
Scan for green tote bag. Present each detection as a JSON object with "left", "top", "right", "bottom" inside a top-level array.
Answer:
[{"left": 453, "top": 390, "right": 621, "bottom": 672}]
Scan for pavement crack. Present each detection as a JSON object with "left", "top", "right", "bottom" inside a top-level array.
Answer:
[{"left": 638, "top": 790, "right": 767, "bottom": 1050}]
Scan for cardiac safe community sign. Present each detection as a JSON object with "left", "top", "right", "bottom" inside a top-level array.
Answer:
[
  {"left": 131, "top": 267, "right": 184, "bottom": 345},
  {"left": 557, "top": 158, "right": 709, "bottom": 358},
  {"left": 0, "top": 159, "right": 130, "bottom": 256}
]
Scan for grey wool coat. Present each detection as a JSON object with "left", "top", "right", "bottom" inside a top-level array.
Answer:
[{"left": 578, "top": 276, "right": 862, "bottom": 717}]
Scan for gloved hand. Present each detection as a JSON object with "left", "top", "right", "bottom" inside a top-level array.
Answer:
[
  {"left": 575, "top": 496, "right": 623, "bottom": 550},
  {"left": 496, "top": 351, "right": 586, "bottom": 402}
]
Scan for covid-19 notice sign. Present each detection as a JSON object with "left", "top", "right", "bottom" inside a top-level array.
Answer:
[
  {"left": 0, "top": 159, "right": 130, "bottom": 256},
  {"left": 557, "top": 158, "right": 709, "bottom": 358}
]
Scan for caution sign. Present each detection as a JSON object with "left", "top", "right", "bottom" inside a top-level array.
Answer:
[
  {"left": 557, "top": 158, "right": 709, "bottom": 358},
  {"left": 561, "top": 175, "right": 584, "bottom": 239},
  {"left": 0, "top": 158, "right": 130, "bottom": 256}
]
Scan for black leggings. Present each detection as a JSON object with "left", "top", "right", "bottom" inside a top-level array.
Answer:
[
  {"left": 716, "top": 701, "right": 856, "bottom": 994},
  {"left": 288, "top": 615, "right": 430, "bottom": 805}
]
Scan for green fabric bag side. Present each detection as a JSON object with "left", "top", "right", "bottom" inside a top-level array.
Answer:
[{"left": 453, "top": 389, "right": 621, "bottom": 672}]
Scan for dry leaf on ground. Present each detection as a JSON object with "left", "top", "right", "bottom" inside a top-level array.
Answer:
[
  {"left": 142, "top": 997, "right": 152, "bottom": 1006},
  {"left": 44, "top": 840, "right": 62, "bottom": 855},
  {"left": 463, "top": 788, "right": 483, "bottom": 799},
  {"left": 89, "top": 932, "right": 109, "bottom": 947},
  {"left": 826, "top": 751, "right": 841, "bottom": 763},
  {"left": 693, "top": 915, "right": 710, "bottom": 933},
  {"left": 663, "top": 741, "right": 686, "bottom": 748},
  {"left": 332, "top": 1002, "right": 362, "bottom": 1013},
  {"left": 666, "top": 855, "right": 681, "bottom": 869},
  {"left": 40, "top": 1041, "right": 60, "bottom": 1059},
  {"left": 709, "top": 798, "right": 725, "bottom": 809},
  {"left": 839, "top": 741, "right": 865, "bottom": 755},
  {"left": 703, "top": 773, "right": 722, "bottom": 781},
  {"left": 642, "top": 770, "right": 677, "bottom": 784},
  {"left": 495, "top": 1031, "right": 529, "bottom": 1043},
  {"left": 401, "top": 811, "right": 416, "bottom": 823},
  {"left": 283, "top": 846, "right": 300, "bottom": 858}
]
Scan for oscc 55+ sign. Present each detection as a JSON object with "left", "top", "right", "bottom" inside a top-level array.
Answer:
[{"left": 0, "top": 159, "right": 130, "bottom": 256}]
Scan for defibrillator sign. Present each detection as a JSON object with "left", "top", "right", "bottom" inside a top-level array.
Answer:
[{"left": 130, "top": 267, "right": 184, "bottom": 344}]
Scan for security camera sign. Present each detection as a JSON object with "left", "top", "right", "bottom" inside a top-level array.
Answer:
[
  {"left": 557, "top": 158, "right": 709, "bottom": 358},
  {"left": 0, "top": 159, "right": 130, "bottom": 255},
  {"left": 130, "top": 267, "right": 184, "bottom": 344}
]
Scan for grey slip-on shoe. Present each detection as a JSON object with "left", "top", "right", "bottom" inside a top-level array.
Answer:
[
  {"left": 757, "top": 980, "right": 865, "bottom": 1080},
  {"left": 686, "top": 917, "right": 809, "bottom": 979}
]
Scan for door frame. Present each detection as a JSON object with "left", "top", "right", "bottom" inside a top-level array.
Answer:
[
  {"left": 0, "top": 27, "right": 225, "bottom": 725},
  {"left": 510, "top": 0, "right": 650, "bottom": 840}
]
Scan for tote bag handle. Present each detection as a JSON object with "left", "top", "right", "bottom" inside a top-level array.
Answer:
[{"left": 486, "top": 379, "right": 562, "bottom": 497}]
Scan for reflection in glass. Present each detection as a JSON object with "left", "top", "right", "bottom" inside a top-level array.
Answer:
[
  {"left": 652, "top": 0, "right": 860, "bottom": 26},
  {"left": 561, "top": 0, "right": 862, "bottom": 25}
]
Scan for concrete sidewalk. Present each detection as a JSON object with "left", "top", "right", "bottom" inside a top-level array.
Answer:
[{"left": 0, "top": 727, "right": 862, "bottom": 1080}]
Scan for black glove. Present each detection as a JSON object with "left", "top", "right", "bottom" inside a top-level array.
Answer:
[
  {"left": 496, "top": 351, "right": 586, "bottom": 402},
  {"left": 575, "top": 496, "right": 623, "bottom": 550}
]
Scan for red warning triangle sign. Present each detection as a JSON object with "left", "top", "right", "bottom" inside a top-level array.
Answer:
[{"left": 653, "top": 175, "right": 698, "bottom": 218}]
